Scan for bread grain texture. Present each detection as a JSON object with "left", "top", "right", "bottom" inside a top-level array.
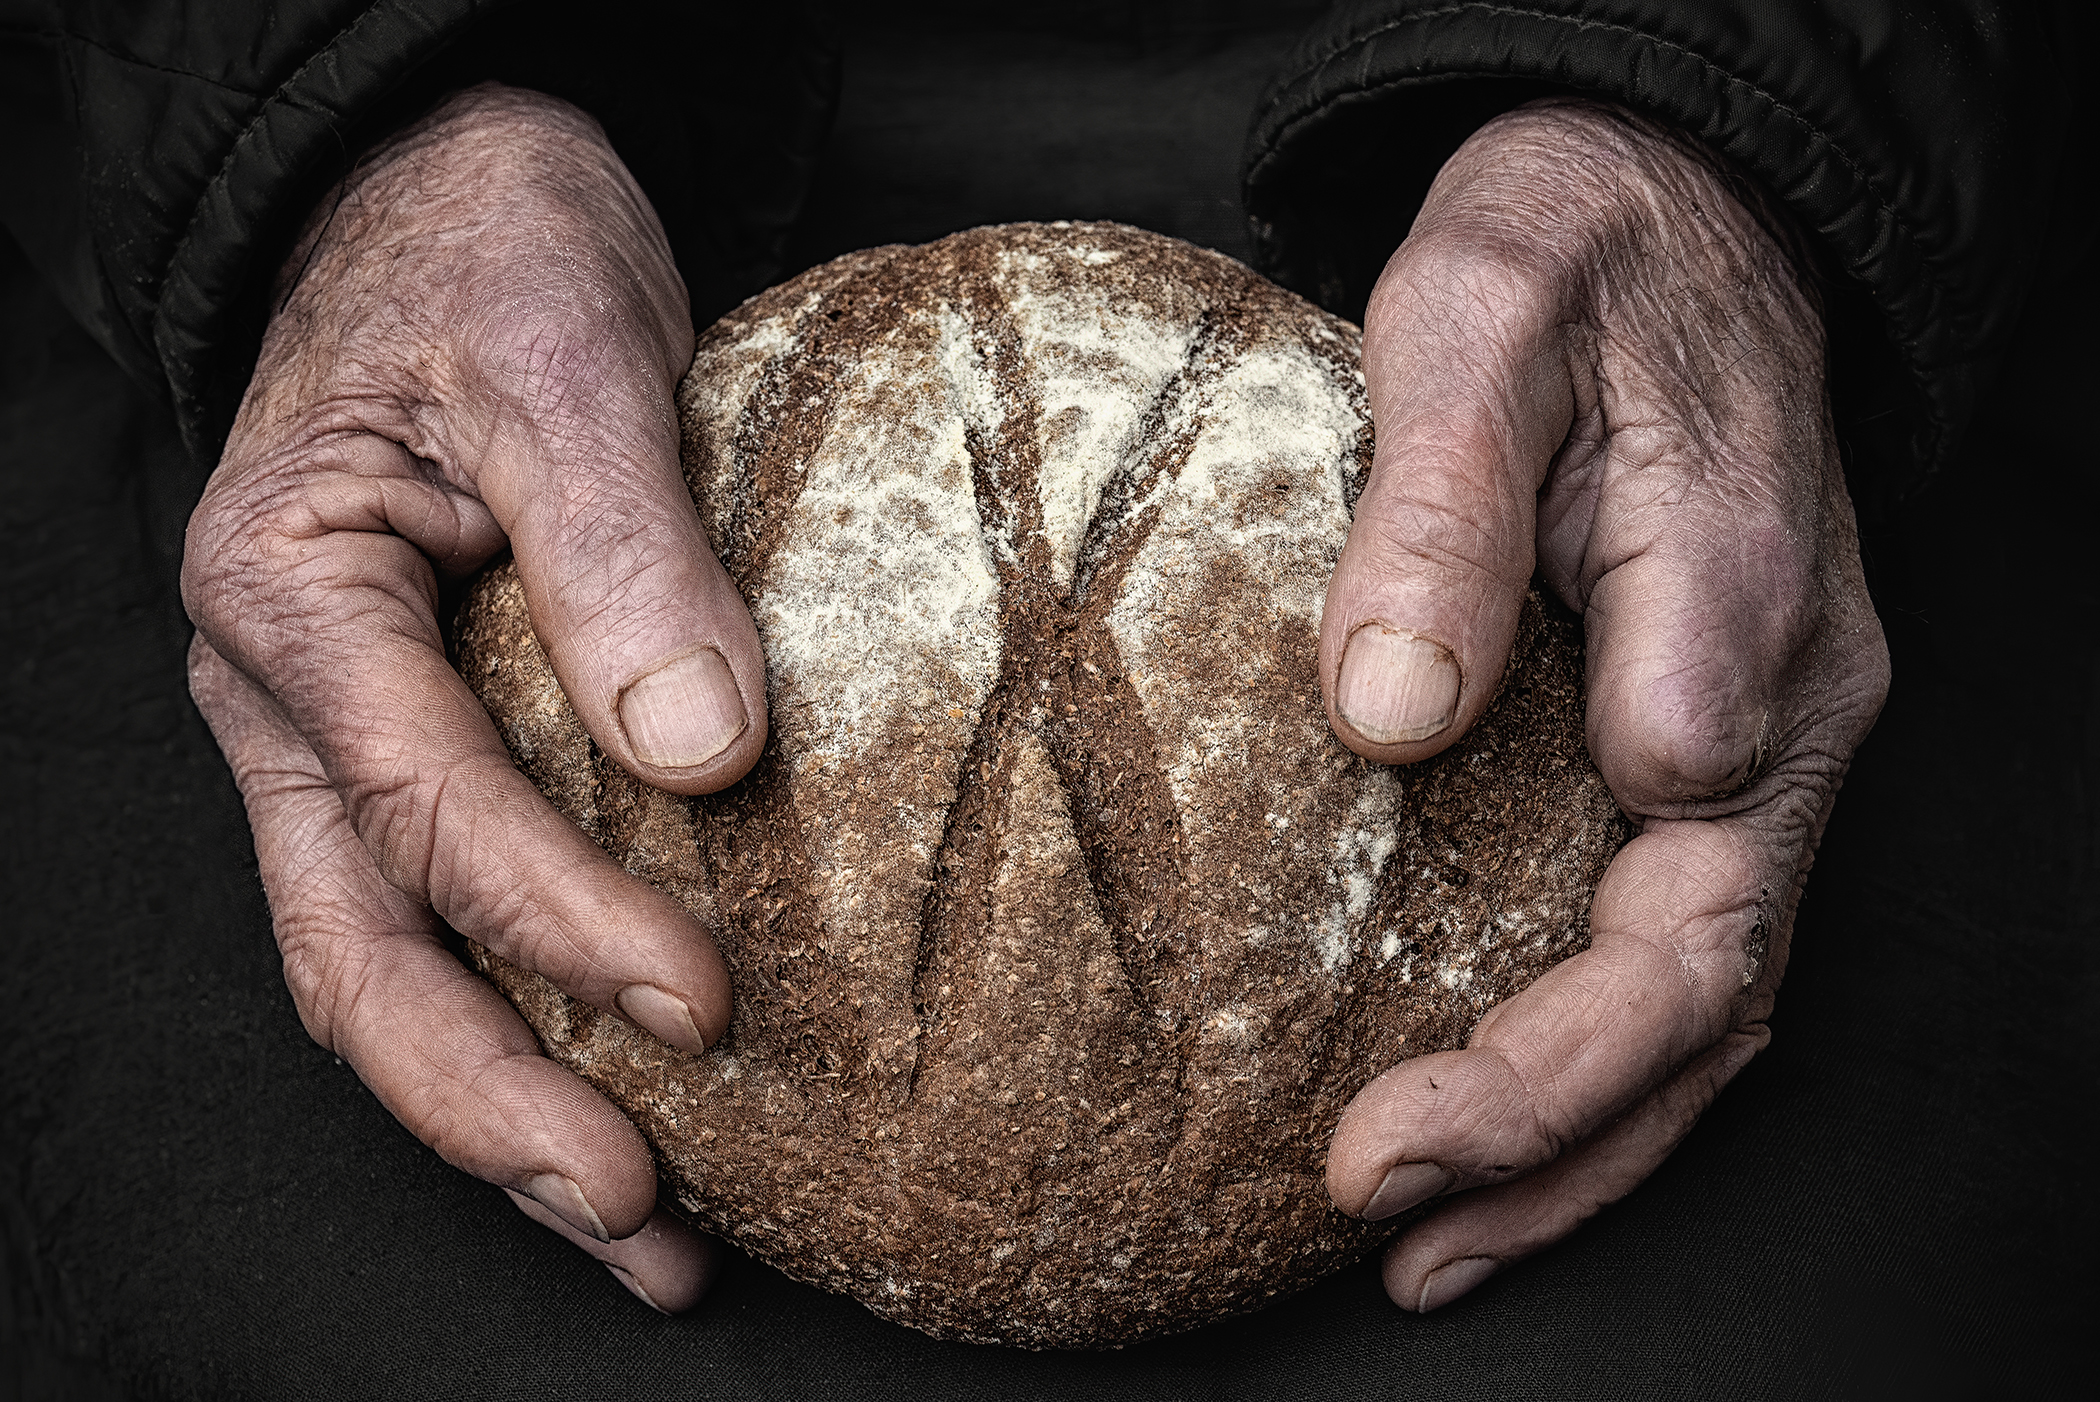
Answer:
[{"left": 455, "top": 222, "right": 1629, "bottom": 1347}]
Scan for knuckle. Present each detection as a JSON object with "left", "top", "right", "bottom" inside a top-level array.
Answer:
[
  {"left": 1465, "top": 1047, "right": 1565, "bottom": 1173},
  {"left": 182, "top": 474, "right": 299, "bottom": 635},
  {"left": 354, "top": 756, "right": 601, "bottom": 988},
  {"left": 414, "top": 1046, "right": 565, "bottom": 1174},
  {"left": 1663, "top": 837, "right": 1784, "bottom": 1005},
  {"left": 1624, "top": 907, "right": 1762, "bottom": 1035},
  {"left": 1352, "top": 482, "right": 1523, "bottom": 589},
  {"left": 1597, "top": 650, "right": 1766, "bottom": 802},
  {"left": 184, "top": 450, "right": 440, "bottom": 673},
  {"left": 1370, "top": 221, "right": 1570, "bottom": 364},
  {"left": 471, "top": 288, "right": 667, "bottom": 431},
  {"left": 450, "top": 868, "right": 548, "bottom": 967},
  {"left": 339, "top": 765, "right": 447, "bottom": 901},
  {"left": 276, "top": 918, "right": 384, "bottom": 1052},
  {"left": 391, "top": 1056, "right": 488, "bottom": 1169},
  {"left": 1832, "top": 612, "right": 1894, "bottom": 727},
  {"left": 1393, "top": 227, "right": 1564, "bottom": 322},
  {"left": 487, "top": 886, "right": 604, "bottom": 996}
]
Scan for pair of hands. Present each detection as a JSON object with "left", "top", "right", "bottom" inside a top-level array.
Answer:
[{"left": 184, "top": 85, "right": 1888, "bottom": 1316}]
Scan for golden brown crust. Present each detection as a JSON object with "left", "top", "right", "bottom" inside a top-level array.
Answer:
[{"left": 453, "top": 223, "right": 1628, "bottom": 1347}]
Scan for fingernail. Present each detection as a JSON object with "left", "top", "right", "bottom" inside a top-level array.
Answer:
[
  {"left": 523, "top": 1171, "right": 611, "bottom": 1243},
  {"left": 618, "top": 648, "right": 747, "bottom": 770},
  {"left": 1337, "top": 624, "right": 1460, "bottom": 745},
  {"left": 606, "top": 1263, "right": 669, "bottom": 1314},
  {"left": 1363, "top": 1161, "right": 1455, "bottom": 1221},
  {"left": 617, "top": 982, "right": 708, "bottom": 1054},
  {"left": 1417, "top": 1255, "right": 1502, "bottom": 1312}
]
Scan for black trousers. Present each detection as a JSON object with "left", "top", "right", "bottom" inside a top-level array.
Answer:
[{"left": 3, "top": 22, "right": 2090, "bottom": 1400}]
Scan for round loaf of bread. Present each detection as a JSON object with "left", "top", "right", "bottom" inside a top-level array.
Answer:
[{"left": 455, "top": 222, "right": 1627, "bottom": 1346}]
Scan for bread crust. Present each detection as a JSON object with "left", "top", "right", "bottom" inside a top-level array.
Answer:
[{"left": 455, "top": 223, "right": 1628, "bottom": 1346}]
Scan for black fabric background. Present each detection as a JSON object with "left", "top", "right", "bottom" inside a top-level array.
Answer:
[{"left": 2, "top": 12, "right": 2092, "bottom": 1399}]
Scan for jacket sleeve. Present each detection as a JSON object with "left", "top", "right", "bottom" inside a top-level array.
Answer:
[
  {"left": 0, "top": 0, "right": 838, "bottom": 471},
  {"left": 1242, "top": 0, "right": 2078, "bottom": 489}
]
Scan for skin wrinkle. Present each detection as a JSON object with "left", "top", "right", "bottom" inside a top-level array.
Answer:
[
  {"left": 270, "top": 831, "right": 386, "bottom": 932},
  {"left": 416, "top": 763, "right": 538, "bottom": 924},
  {"left": 1355, "top": 489, "right": 1528, "bottom": 585},
  {"left": 495, "top": 310, "right": 638, "bottom": 421},
  {"left": 369, "top": 988, "right": 607, "bottom": 1176},
  {"left": 216, "top": 449, "right": 697, "bottom": 986},
  {"left": 1484, "top": 997, "right": 1622, "bottom": 1153},
  {"left": 407, "top": 1053, "right": 542, "bottom": 1174},
  {"left": 411, "top": 983, "right": 545, "bottom": 1076},
  {"left": 207, "top": 697, "right": 451, "bottom": 1061},
  {"left": 539, "top": 443, "right": 687, "bottom": 567},
  {"left": 555, "top": 538, "right": 693, "bottom": 647},
  {"left": 1524, "top": 926, "right": 1720, "bottom": 1122},
  {"left": 1594, "top": 588, "right": 1860, "bottom": 811},
  {"left": 438, "top": 777, "right": 649, "bottom": 995},
  {"left": 253, "top": 585, "right": 441, "bottom": 703},
  {"left": 1628, "top": 749, "right": 1846, "bottom": 831},
  {"left": 1604, "top": 681, "right": 1761, "bottom": 792},
  {"left": 299, "top": 475, "right": 467, "bottom": 559},
  {"left": 282, "top": 921, "right": 390, "bottom": 1054},
  {"left": 470, "top": 866, "right": 621, "bottom": 994},
  {"left": 453, "top": 1053, "right": 570, "bottom": 1149}
]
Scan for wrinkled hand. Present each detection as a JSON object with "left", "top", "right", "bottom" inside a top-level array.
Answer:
[
  {"left": 1320, "top": 100, "right": 1890, "bottom": 1311},
  {"left": 183, "top": 85, "right": 765, "bottom": 1311}
]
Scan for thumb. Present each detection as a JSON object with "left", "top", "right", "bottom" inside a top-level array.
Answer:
[
  {"left": 1322, "top": 235, "right": 1574, "bottom": 761},
  {"left": 473, "top": 341, "right": 768, "bottom": 797}
]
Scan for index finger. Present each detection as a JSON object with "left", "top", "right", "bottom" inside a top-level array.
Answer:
[{"left": 1327, "top": 815, "right": 1781, "bottom": 1217}]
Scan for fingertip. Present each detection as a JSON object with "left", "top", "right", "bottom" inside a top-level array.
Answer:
[
  {"left": 616, "top": 981, "right": 722, "bottom": 1055},
  {"left": 604, "top": 1263, "right": 673, "bottom": 1313},
  {"left": 480, "top": 1064, "right": 658, "bottom": 1242},
  {"left": 1390, "top": 1253, "right": 1503, "bottom": 1313},
  {"left": 616, "top": 644, "right": 762, "bottom": 792},
  {"left": 1317, "top": 513, "right": 1527, "bottom": 768},
  {"left": 1327, "top": 1050, "right": 1503, "bottom": 1214},
  {"left": 690, "top": 968, "right": 733, "bottom": 1049},
  {"left": 609, "top": 913, "right": 733, "bottom": 1050},
  {"left": 493, "top": 435, "right": 770, "bottom": 797},
  {"left": 1370, "top": 1028, "right": 1768, "bottom": 1318},
  {"left": 505, "top": 1149, "right": 652, "bottom": 1247},
  {"left": 1333, "top": 623, "right": 1462, "bottom": 751},
  {"left": 608, "top": 1214, "right": 720, "bottom": 1315},
  {"left": 346, "top": 970, "right": 659, "bottom": 1241},
  {"left": 1360, "top": 1161, "right": 1457, "bottom": 1222},
  {"left": 509, "top": 1192, "right": 721, "bottom": 1314}
]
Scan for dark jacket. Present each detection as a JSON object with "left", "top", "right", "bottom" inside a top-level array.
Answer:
[
  {"left": 0, "top": 0, "right": 2076, "bottom": 492},
  {"left": 0, "top": 0, "right": 840, "bottom": 480}
]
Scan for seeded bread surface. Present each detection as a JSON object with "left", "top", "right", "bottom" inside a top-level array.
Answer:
[{"left": 455, "top": 222, "right": 1629, "bottom": 1347}]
